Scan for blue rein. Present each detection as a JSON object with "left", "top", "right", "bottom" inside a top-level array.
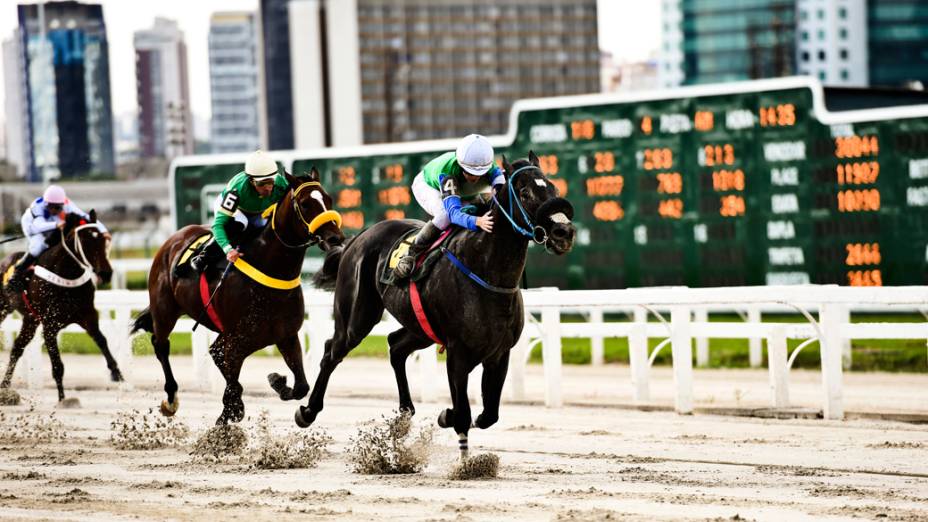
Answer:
[{"left": 491, "top": 165, "right": 548, "bottom": 245}]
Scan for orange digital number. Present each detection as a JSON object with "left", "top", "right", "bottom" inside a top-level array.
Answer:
[
  {"left": 593, "top": 151, "right": 616, "bottom": 173},
  {"left": 384, "top": 209, "right": 405, "bottom": 220},
  {"left": 835, "top": 135, "right": 879, "bottom": 159},
  {"left": 592, "top": 200, "right": 624, "bottom": 221},
  {"left": 845, "top": 243, "right": 881, "bottom": 266},
  {"left": 640, "top": 116, "right": 653, "bottom": 135},
  {"left": 341, "top": 211, "right": 364, "bottom": 229},
  {"left": 712, "top": 169, "right": 745, "bottom": 192},
  {"left": 836, "top": 161, "right": 880, "bottom": 185},
  {"left": 656, "top": 172, "right": 682, "bottom": 194},
  {"left": 759, "top": 104, "right": 796, "bottom": 127},
  {"left": 643, "top": 148, "right": 673, "bottom": 170},
  {"left": 719, "top": 194, "right": 746, "bottom": 217},
  {"left": 550, "top": 178, "right": 568, "bottom": 196},
  {"left": 847, "top": 269, "right": 883, "bottom": 287},
  {"left": 383, "top": 164, "right": 404, "bottom": 183},
  {"left": 336, "top": 189, "right": 362, "bottom": 208},
  {"left": 377, "top": 186, "right": 411, "bottom": 206},
  {"left": 571, "top": 119, "right": 594, "bottom": 140},
  {"left": 337, "top": 166, "right": 357, "bottom": 186},
  {"left": 585, "top": 175, "right": 624, "bottom": 197},
  {"left": 837, "top": 189, "right": 881, "bottom": 212},
  {"left": 694, "top": 110, "right": 714, "bottom": 132},
  {"left": 658, "top": 198, "right": 683, "bottom": 219},
  {"left": 537, "top": 154, "right": 559, "bottom": 175},
  {"left": 704, "top": 144, "right": 735, "bottom": 166}
]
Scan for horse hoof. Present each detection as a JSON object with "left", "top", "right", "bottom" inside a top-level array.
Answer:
[
  {"left": 110, "top": 370, "right": 125, "bottom": 383},
  {"left": 400, "top": 404, "right": 416, "bottom": 417},
  {"left": 267, "top": 372, "right": 286, "bottom": 391},
  {"left": 294, "top": 406, "right": 316, "bottom": 428},
  {"left": 437, "top": 408, "right": 454, "bottom": 429},
  {"left": 57, "top": 397, "right": 81, "bottom": 409},
  {"left": 160, "top": 397, "right": 179, "bottom": 417}
]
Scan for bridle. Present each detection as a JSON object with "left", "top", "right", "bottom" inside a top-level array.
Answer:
[
  {"left": 59, "top": 223, "right": 106, "bottom": 283},
  {"left": 491, "top": 164, "right": 550, "bottom": 245},
  {"left": 270, "top": 180, "right": 343, "bottom": 249}
]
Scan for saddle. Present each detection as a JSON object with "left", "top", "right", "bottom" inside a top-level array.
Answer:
[
  {"left": 172, "top": 233, "right": 217, "bottom": 277},
  {"left": 380, "top": 227, "right": 455, "bottom": 287}
]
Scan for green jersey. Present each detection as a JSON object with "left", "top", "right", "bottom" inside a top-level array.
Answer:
[
  {"left": 421, "top": 151, "right": 504, "bottom": 198},
  {"left": 212, "top": 171, "right": 289, "bottom": 253}
]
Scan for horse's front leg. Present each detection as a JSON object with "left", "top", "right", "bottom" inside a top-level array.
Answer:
[
  {"left": 474, "top": 349, "right": 510, "bottom": 430},
  {"left": 1, "top": 315, "right": 39, "bottom": 389},
  {"left": 78, "top": 312, "right": 123, "bottom": 382},
  {"left": 209, "top": 335, "right": 246, "bottom": 425},
  {"left": 42, "top": 324, "right": 67, "bottom": 403},
  {"left": 437, "top": 348, "right": 472, "bottom": 459},
  {"left": 268, "top": 334, "right": 308, "bottom": 401}
]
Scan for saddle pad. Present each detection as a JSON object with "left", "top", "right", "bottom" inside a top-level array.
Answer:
[
  {"left": 176, "top": 233, "right": 213, "bottom": 270},
  {"left": 380, "top": 228, "right": 453, "bottom": 287},
  {"left": 2, "top": 264, "right": 14, "bottom": 286}
]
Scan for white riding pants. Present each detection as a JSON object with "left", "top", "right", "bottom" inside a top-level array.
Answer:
[
  {"left": 27, "top": 233, "right": 49, "bottom": 257},
  {"left": 411, "top": 172, "right": 451, "bottom": 230}
]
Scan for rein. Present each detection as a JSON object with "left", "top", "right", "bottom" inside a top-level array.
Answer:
[{"left": 491, "top": 165, "right": 549, "bottom": 245}]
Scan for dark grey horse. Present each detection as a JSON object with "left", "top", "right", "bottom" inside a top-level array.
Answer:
[{"left": 301, "top": 152, "right": 576, "bottom": 457}]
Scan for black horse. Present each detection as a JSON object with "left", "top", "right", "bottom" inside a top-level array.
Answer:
[
  {"left": 0, "top": 212, "right": 119, "bottom": 403},
  {"left": 302, "top": 152, "right": 576, "bottom": 457}
]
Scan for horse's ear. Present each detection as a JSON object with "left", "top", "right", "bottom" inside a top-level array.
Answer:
[
  {"left": 501, "top": 155, "right": 512, "bottom": 177},
  {"left": 283, "top": 170, "right": 298, "bottom": 188},
  {"left": 89, "top": 209, "right": 97, "bottom": 222},
  {"left": 528, "top": 150, "right": 540, "bottom": 168},
  {"left": 307, "top": 166, "right": 320, "bottom": 182}
]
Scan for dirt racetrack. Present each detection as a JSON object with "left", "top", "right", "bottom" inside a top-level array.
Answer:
[{"left": 1, "top": 354, "right": 927, "bottom": 521}]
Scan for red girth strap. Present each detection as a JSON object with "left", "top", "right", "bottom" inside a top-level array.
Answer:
[
  {"left": 199, "top": 273, "right": 224, "bottom": 332},
  {"left": 21, "top": 290, "right": 40, "bottom": 321},
  {"left": 407, "top": 227, "right": 453, "bottom": 352}
]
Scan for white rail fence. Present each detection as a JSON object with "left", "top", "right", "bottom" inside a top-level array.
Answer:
[{"left": 1, "top": 286, "right": 927, "bottom": 420}]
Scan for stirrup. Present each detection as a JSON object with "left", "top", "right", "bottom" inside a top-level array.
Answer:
[{"left": 394, "top": 255, "right": 416, "bottom": 279}]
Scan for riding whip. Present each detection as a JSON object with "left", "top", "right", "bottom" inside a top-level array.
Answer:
[
  {"left": 192, "top": 256, "right": 235, "bottom": 332},
  {"left": 0, "top": 234, "right": 24, "bottom": 245}
]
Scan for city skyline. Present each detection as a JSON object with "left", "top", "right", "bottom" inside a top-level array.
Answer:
[{"left": 0, "top": 0, "right": 660, "bottom": 131}]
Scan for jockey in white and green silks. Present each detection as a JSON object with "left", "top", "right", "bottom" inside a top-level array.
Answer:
[
  {"left": 189, "top": 150, "right": 288, "bottom": 273},
  {"left": 393, "top": 134, "right": 504, "bottom": 279}
]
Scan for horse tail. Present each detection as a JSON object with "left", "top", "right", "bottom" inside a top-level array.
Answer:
[
  {"left": 312, "top": 243, "right": 348, "bottom": 291},
  {"left": 131, "top": 307, "right": 154, "bottom": 334}
]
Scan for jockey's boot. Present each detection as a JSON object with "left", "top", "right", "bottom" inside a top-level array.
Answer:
[
  {"left": 190, "top": 239, "right": 224, "bottom": 274},
  {"left": 6, "top": 253, "right": 37, "bottom": 293},
  {"left": 393, "top": 222, "right": 442, "bottom": 280}
]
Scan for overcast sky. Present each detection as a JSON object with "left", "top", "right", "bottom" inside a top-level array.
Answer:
[{"left": 0, "top": 0, "right": 661, "bottom": 123}]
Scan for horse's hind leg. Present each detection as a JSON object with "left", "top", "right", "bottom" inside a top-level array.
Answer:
[
  {"left": 269, "top": 334, "right": 308, "bottom": 401},
  {"left": 151, "top": 310, "right": 180, "bottom": 416},
  {"left": 474, "top": 350, "right": 510, "bottom": 429},
  {"left": 387, "top": 327, "right": 433, "bottom": 416},
  {"left": 210, "top": 335, "right": 246, "bottom": 425},
  {"left": 1, "top": 315, "right": 39, "bottom": 389},
  {"left": 42, "top": 325, "right": 66, "bottom": 402},
  {"left": 78, "top": 312, "right": 123, "bottom": 382}
]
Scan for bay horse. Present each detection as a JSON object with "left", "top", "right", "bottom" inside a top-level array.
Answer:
[
  {"left": 303, "top": 152, "right": 576, "bottom": 457},
  {"left": 0, "top": 211, "right": 120, "bottom": 403},
  {"left": 131, "top": 169, "right": 343, "bottom": 425}
]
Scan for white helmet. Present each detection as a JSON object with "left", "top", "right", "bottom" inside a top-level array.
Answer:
[
  {"left": 245, "top": 150, "right": 278, "bottom": 179},
  {"left": 43, "top": 185, "right": 67, "bottom": 204},
  {"left": 455, "top": 134, "right": 494, "bottom": 176}
]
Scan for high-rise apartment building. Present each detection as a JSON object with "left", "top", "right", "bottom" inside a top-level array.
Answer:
[
  {"left": 660, "top": 0, "right": 922, "bottom": 89},
  {"left": 209, "top": 12, "right": 262, "bottom": 154},
  {"left": 868, "top": 0, "right": 928, "bottom": 88},
  {"left": 134, "top": 18, "right": 193, "bottom": 159},
  {"left": 288, "top": 0, "right": 600, "bottom": 147},
  {"left": 260, "top": 0, "right": 295, "bottom": 150},
  {"left": 3, "top": 31, "right": 29, "bottom": 178},
  {"left": 15, "top": 1, "right": 114, "bottom": 181}
]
